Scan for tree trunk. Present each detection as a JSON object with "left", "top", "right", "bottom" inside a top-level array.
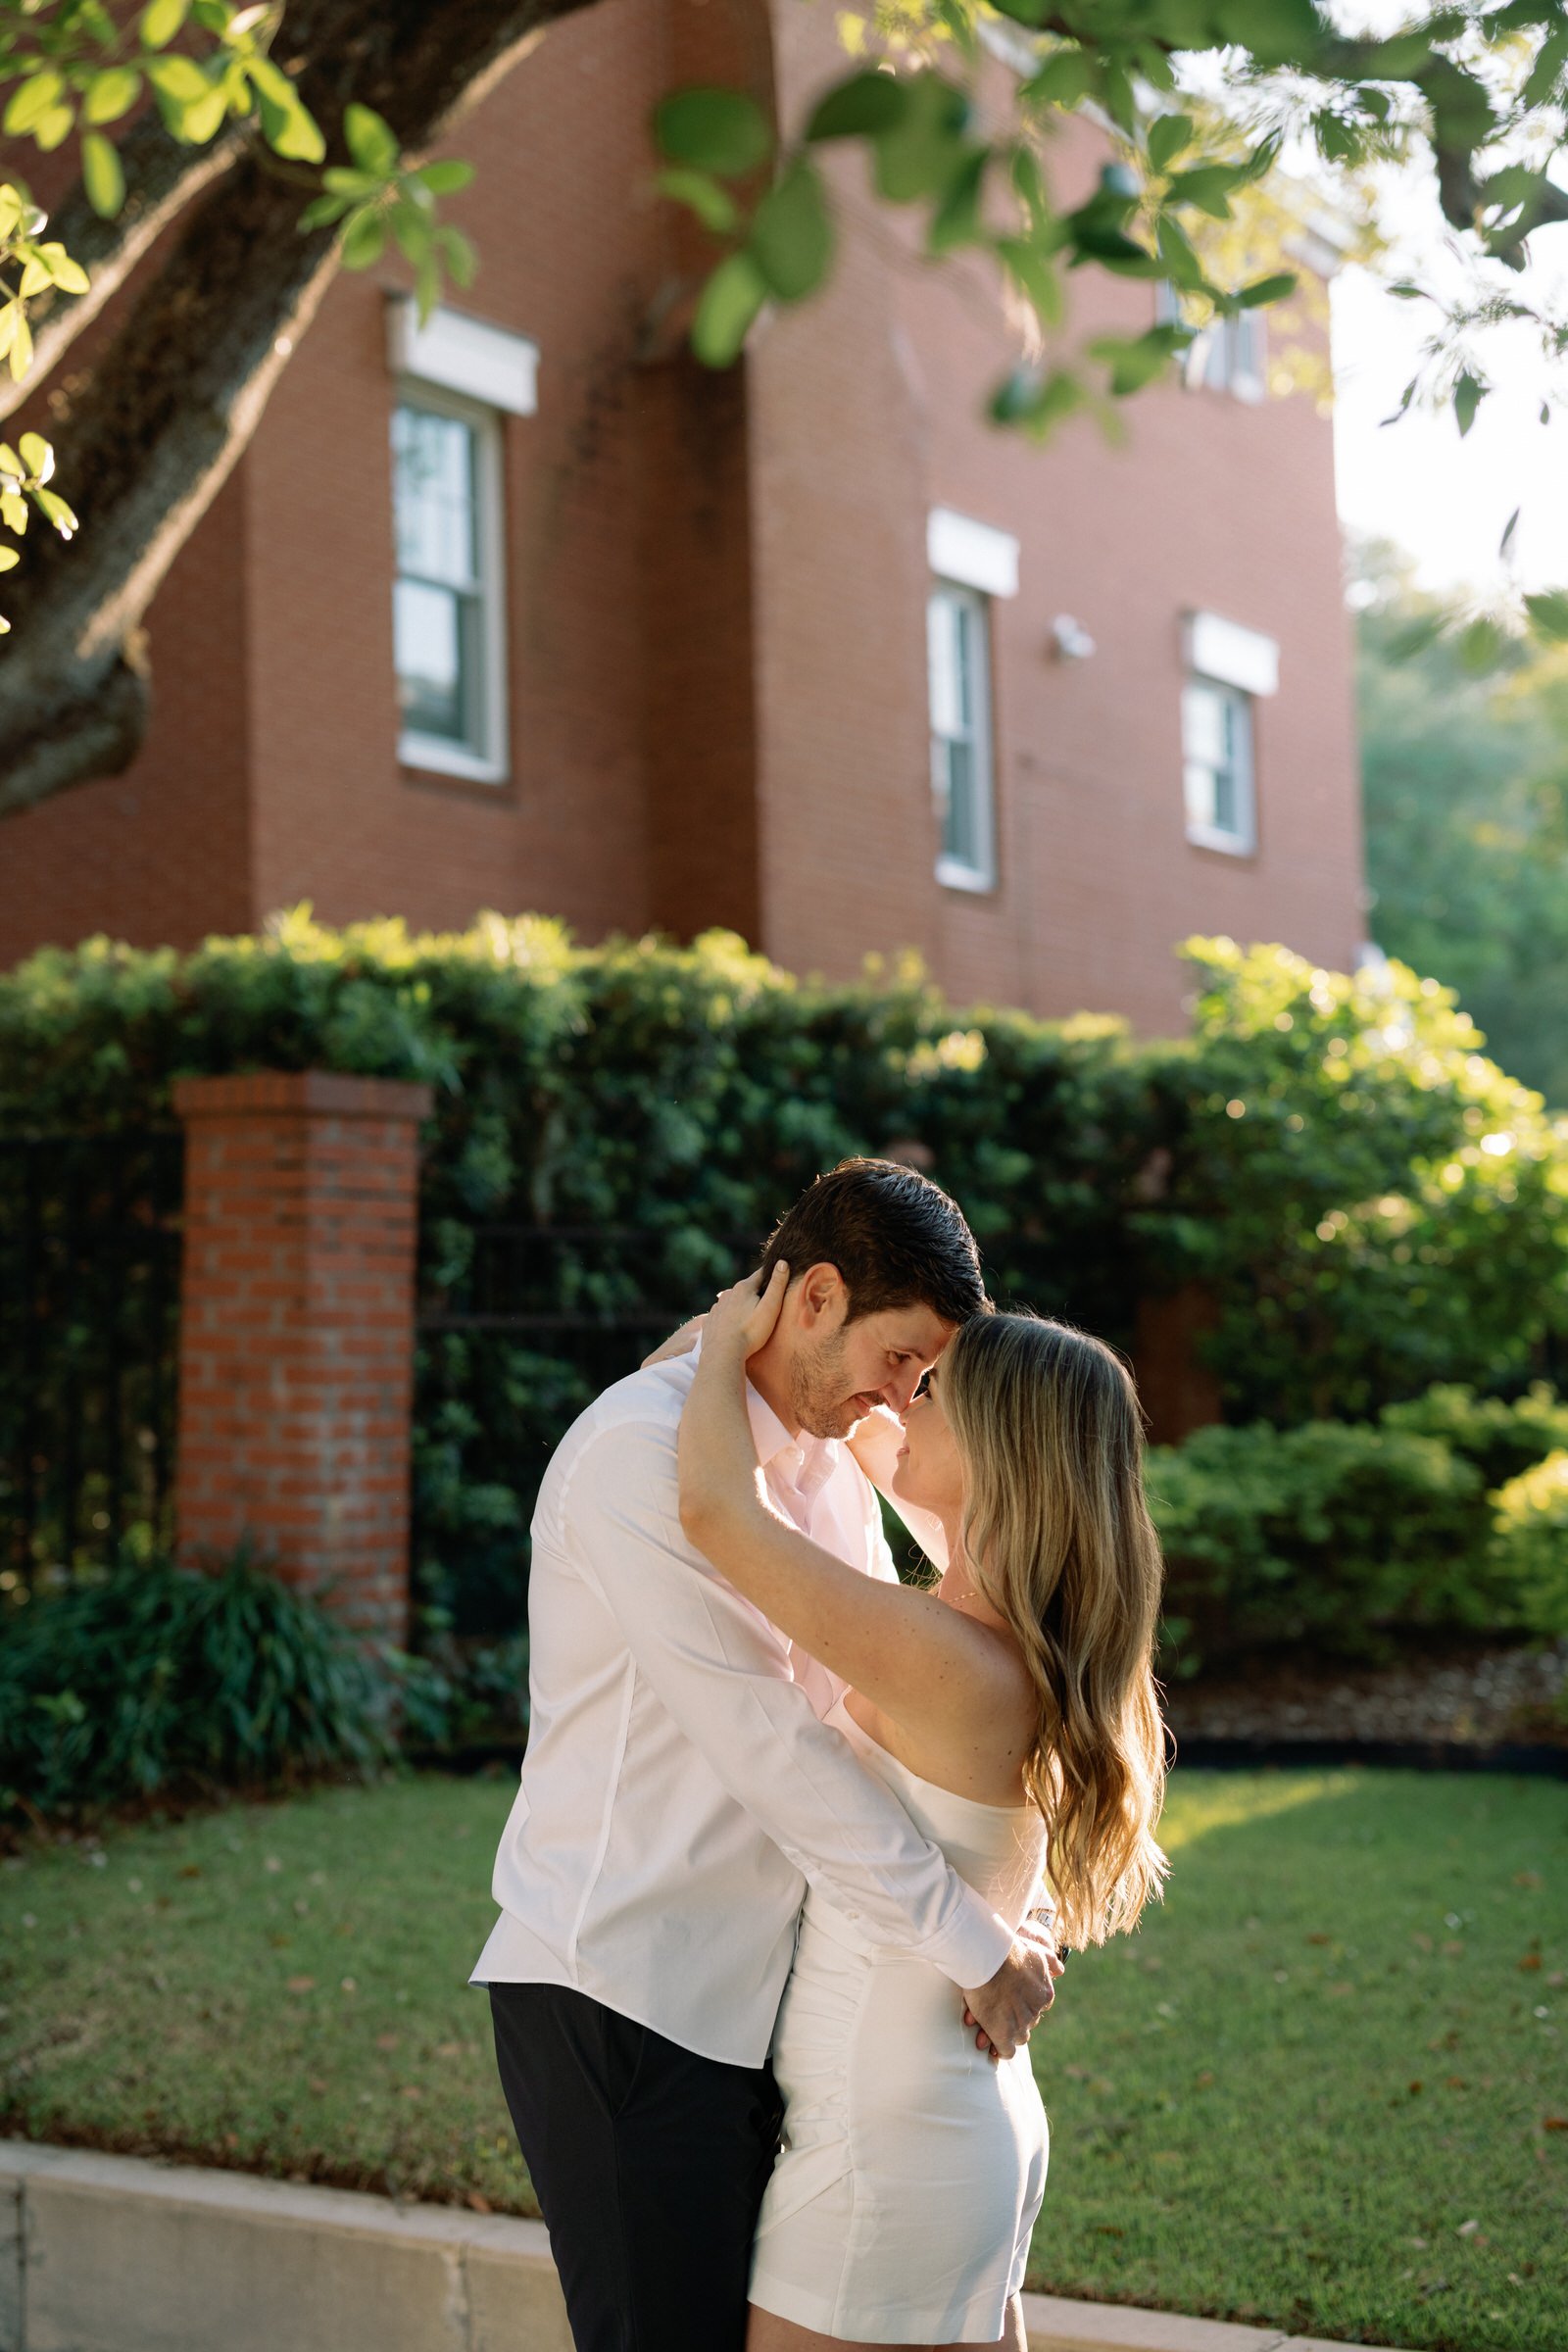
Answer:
[{"left": 0, "top": 0, "right": 603, "bottom": 814}]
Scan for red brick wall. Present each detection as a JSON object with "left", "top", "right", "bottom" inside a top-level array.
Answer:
[
  {"left": 172, "top": 1070, "right": 430, "bottom": 1639},
  {"left": 753, "top": 6, "right": 1364, "bottom": 1033},
  {"left": 0, "top": 0, "right": 1364, "bottom": 1043}
]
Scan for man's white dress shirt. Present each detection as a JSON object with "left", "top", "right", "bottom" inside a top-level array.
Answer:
[{"left": 471, "top": 1348, "right": 1014, "bottom": 2068}]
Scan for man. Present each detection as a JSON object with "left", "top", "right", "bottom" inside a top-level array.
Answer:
[{"left": 472, "top": 1159, "right": 1059, "bottom": 2350}]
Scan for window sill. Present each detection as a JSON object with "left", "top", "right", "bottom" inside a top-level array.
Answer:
[
  {"left": 398, "top": 733, "right": 509, "bottom": 787},
  {"left": 1186, "top": 823, "right": 1255, "bottom": 858},
  {"left": 936, "top": 857, "right": 998, "bottom": 895}
]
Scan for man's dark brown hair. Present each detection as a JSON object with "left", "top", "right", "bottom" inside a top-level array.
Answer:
[{"left": 759, "top": 1158, "right": 990, "bottom": 1329}]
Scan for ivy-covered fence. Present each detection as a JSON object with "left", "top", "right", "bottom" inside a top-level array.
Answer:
[{"left": 2, "top": 908, "right": 1564, "bottom": 1640}]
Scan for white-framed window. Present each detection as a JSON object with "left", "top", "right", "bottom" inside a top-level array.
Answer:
[
  {"left": 923, "top": 508, "right": 1016, "bottom": 894},
  {"left": 927, "top": 581, "right": 997, "bottom": 891},
  {"left": 1182, "top": 675, "right": 1255, "bottom": 853},
  {"left": 385, "top": 299, "right": 538, "bottom": 787},
  {"left": 391, "top": 388, "right": 507, "bottom": 781},
  {"left": 1155, "top": 281, "right": 1266, "bottom": 403}
]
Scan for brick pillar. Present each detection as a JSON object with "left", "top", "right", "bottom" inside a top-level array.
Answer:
[
  {"left": 1133, "top": 1282, "right": 1225, "bottom": 1446},
  {"left": 172, "top": 1071, "right": 432, "bottom": 1639}
]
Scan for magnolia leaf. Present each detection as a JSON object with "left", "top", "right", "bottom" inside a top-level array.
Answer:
[
  {"left": 416, "top": 160, "right": 476, "bottom": 197},
  {"left": 656, "top": 167, "right": 740, "bottom": 238},
  {"left": 1237, "top": 270, "right": 1297, "bottom": 308},
  {"left": 750, "top": 157, "right": 833, "bottom": 301},
  {"left": 37, "top": 242, "right": 87, "bottom": 294},
  {"left": 4, "top": 72, "right": 66, "bottom": 136},
  {"left": 805, "top": 71, "right": 907, "bottom": 142},
  {"left": 1453, "top": 371, "right": 1486, "bottom": 437},
  {"left": 84, "top": 68, "right": 142, "bottom": 126},
  {"left": 340, "top": 208, "right": 388, "bottom": 269},
  {"left": 1147, "top": 112, "right": 1195, "bottom": 172},
  {"left": 436, "top": 225, "right": 477, "bottom": 287},
  {"left": 1024, "top": 47, "right": 1094, "bottom": 110},
  {"left": 344, "top": 103, "right": 399, "bottom": 178},
  {"left": 140, "top": 0, "right": 192, "bottom": 49},
  {"left": 81, "top": 131, "right": 126, "bottom": 219},
  {"left": 1524, "top": 588, "right": 1568, "bottom": 642},
  {"left": 655, "top": 88, "right": 771, "bottom": 178},
  {"left": 691, "top": 249, "right": 767, "bottom": 366}
]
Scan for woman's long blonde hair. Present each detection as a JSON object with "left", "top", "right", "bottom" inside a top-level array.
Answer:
[{"left": 942, "top": 1311, "right": 1169, "bottom": 1949}]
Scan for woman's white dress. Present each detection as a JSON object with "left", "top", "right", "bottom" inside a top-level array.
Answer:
[{"left": 750, "top": 1695, "right": 1050, "bottom": 2344}]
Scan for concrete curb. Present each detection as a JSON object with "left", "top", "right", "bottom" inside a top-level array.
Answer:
[{"left": 0, "top": 2141, "right": 1403, "bottom": 2352}]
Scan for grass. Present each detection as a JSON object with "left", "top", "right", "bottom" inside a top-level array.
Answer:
[{"left": 1, "top": 1767, "right": 1564, "bottom": 2352}]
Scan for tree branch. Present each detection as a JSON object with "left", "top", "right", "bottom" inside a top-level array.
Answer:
[
  {"left": 0, "top": 114, "right": 249, "bottom": 426},
  {"left": 0, "top": 0, "right": 604, "bottom": 813}
]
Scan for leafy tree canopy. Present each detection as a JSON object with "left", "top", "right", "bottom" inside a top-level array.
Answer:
[
  {"left": 3, "top": 0, "right": 1568, "bottom": 807},
  {"left": 1356, "top": 535, "right": 1568, "bottom": 1105}
]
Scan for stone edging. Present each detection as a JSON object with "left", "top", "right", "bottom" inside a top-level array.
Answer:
[{"left": 0, "top": 2141, "right": 1404, "bottom": 2352}]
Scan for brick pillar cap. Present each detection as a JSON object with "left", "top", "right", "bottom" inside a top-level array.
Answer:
[{"left": 172, "top": 1070, "right": 434, "bottom": 1122}]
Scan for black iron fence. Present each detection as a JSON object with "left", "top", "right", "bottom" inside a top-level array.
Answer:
[
  {"left": 413, "top": 1223, "right": 760, "bottom": 1637},
  {"left": 0, "top": 1131, "right": 184, "bottom": 1582}
]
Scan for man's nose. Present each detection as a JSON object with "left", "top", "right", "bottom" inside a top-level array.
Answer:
[{"left": 885, "top": 1367, "right": 922, "bottom": 1415}]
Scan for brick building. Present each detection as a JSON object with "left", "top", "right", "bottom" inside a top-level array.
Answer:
[{"left": 0, "top": 0, "right": 1365, "bottom": 1035}]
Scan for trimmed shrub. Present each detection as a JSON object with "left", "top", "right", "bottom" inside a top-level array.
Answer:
[
  {"left": 1491, "top": 1452, "right": 1568, "bottom": 1638},
  {"left": 1380, "top": 1382, "right": 1568, "bottom": 1493},
  {"left": 1147, "top": 1419, "right": 1499, "bottom": 1675},
  {"left": 0, "top": 1543, "right": 417, "bottom": 1824},
  {"left": 3, "top": 912, "right": 1566, "bottom": 1630}
]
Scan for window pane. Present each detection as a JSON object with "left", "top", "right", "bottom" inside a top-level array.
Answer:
[
  {"left": 1184, "top": 758, "right": 1217, "bottom": 835},
  {"left": 945, "top": 739, "right": 976, "bottom": 867},
  {"left": 394, "top": 577, "right": 478, "bottom": 743},
  {"left": 927, "top": 593, "right": 963, "bottom": 740},
  {"left": 1182, "top": 681, "right": 1227, "bottom": 769},
  {"left": 392, "top": 405, "right": 478, "bottom": 589}
]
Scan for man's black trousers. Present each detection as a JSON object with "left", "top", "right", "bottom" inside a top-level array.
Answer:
[{"left": 488, "top": 1982, "right": 785, "bottom": 2352}]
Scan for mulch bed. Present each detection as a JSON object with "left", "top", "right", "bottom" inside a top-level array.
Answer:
[{"left": 1162, "top": 1635, "right": 1568, "bottom": 1770}]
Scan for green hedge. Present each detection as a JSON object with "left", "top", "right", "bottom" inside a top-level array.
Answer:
[
  {"left": 3, "top": 911, "right": 1566, "bottom": 1634},
  {"left": 1150, "top": 1388, "right": 1568, "bottom": 1673}
]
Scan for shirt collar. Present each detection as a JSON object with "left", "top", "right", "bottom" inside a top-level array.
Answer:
[{"left": 688, "top": 1333, "right": 839, "bottom": 1488}]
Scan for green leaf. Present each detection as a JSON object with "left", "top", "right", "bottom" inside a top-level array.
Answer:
[
  {"left": 390, "top": 202, "right": 433, "bottom": 266},
  {"left": 1498, "top": 507, "right": 1520, "bottom": 561},
  {"left": 140, "top": 0, "right": 191, "bottom": 48},
  {"left": 0, "top": 546, "right": 19, "bottom": 571},
  {"left": 805, "top": 71, "right": 907, "bottom": 142},
  {"left": 296, "top": 192, "right": 352, "bottom": 232},
  {"left": 1147, "top": 112, "right": 1195, "bottom": 173},
  {"left": 253, "top": 82, "right": 324, "bottom": 165},
  {"left": 181, "top": 84, "right": 228, "bottom": 144},
  {"left": 1453, "top": 371, "right": 1486, "bottom": 438},
  {"left": 1455, "top": 615, "right": 1506, "bottom": 674},
  {"left": 997, "top": 235, "right": 1063, "bottom": 327},
  {"left": 146, "top": 55, "right": 210, "bottom": 105},
  {"left": 654, "top": 88, "right": 771, "bottom": 178},
  {"left": 1214, "top": 0, "right": 1323, "bottom": 69},
  {"left": 990, "top": 363, "right": 1083, "bottom": 439},
  {"left": 870, "top": 72, "right": 970, "bottom": 204},
  {"left": 1523, "top": 589, "right": 1568, "bottom": 642},
  {"left": 340, "top": 208, "right": 387, "bottom": 270},
  {"left": 415, "top": 160, "right": 475, "bottom": 197},
  {"left": 32, "top": 484, "right": 76, "bottom": 538},
  {"left": 17, "top": 431, "right": 51, "bottom": 480},
  {"left": 656, "top": 168, "right": 739, "bottom": 238},
  {"left": 4, "top": 72, "right": 66, "bottom": 136},
  {"left": 1237, "top": 270, "right": 1297, "bottom": 308},
  {"left": 1164, "top": 164, "right": 1244, "bottom": 220},
  {"left": 1156, "top": 214, "right": 1208, "bottom": 291},
  {"left": 1089, "top": 324, "right": 1186, "bottom": 395},
  {"left": 1023, "top": 47, "right": 1094, "bottom": 110},
  {"left": 344, "top": 103, "right": 398, "bottom": 178},
  {"left": 37, "top": 244, "right": 89, "bottom": 295},
  {"left": 691, "top": 249, "right": 766, "bottom": 366},
  {"left": 33, "top": 105, "right": 76, "bottom": 155},
  {"left": 928, "top": 147, "right": 988, "bottom": 252},
  {"left": 749, "top": 157, "right": 833, "bottom": 301},
  {"left": 84, "top": 68, "right": 142, "bottom": 127},
  {"left": 435, "top": 225, "right": 476, "bottom": 288}
]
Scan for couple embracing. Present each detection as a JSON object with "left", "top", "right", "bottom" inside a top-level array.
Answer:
[{"left": 471, "top": 1158, "right": 1170, "bottom": 2352}]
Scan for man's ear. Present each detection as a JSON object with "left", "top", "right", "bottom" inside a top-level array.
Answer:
[{"left": 796, "top": 1262, "right": 848, "bottom": 1329}]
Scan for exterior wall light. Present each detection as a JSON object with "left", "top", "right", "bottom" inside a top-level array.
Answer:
[{"left": 1051, "top": 614, "right": 1097, "bottom": 661}]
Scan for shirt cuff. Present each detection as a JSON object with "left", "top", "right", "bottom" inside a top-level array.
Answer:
[{"left": 923, "top": 1894, "right": 1015, "bottom": 1991}]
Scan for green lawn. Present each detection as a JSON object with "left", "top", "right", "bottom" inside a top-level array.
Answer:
[{"left": 1, "top": 1767, "right": 1564, "bottom": 2352}]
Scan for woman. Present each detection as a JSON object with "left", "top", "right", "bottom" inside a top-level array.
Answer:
[{"left": 671, "top": 1265, "right": 1169, "bottom": 2352}]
